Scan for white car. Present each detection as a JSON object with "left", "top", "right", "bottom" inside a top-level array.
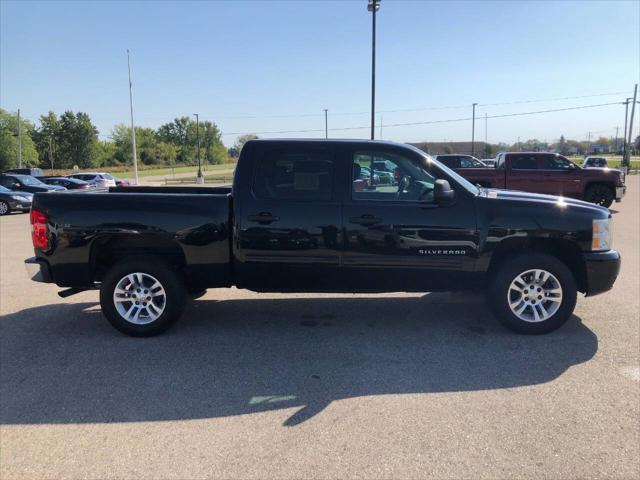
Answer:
[
  {"left": 582, "top": 156, "right": 609, "bottom": 168},
  {"left": 66, "top": 172, "right": 117, "bottom": 189}
]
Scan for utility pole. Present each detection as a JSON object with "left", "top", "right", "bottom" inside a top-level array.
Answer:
[
  {"left": 324, "top": 109, "right": 328, "bottom": 139},
  {"left": 517, "top": 136, "right": 521, "bottom": 151},
  {"left": 625, "top": 84, "right": 638, "bottom": 167},
  {"left": 194, "top": 113, "right": 202, "bottom": 183},
  {"left": 586, "top": 131, "right": 592, "bottom": 156},
  {"left": 17, "top": 108, "right": 22, "bottom": 168},
  {"left": 471, "top": 103, "right": 477, "bottom": 156},
  {"left": 380, "top": 114, "right": 383, "bottom": 139},
  {"left": 368, "top": 0, "right": 380, "bottom": 140},
  {"left": 127, "top": 50, "right": 139, "bottom": 185},
  {"left": 623, "top": 97, "right": 631, "bottom": 165},
  {"left": 484, "top": 112, "right": 488, "bottom": 146}
]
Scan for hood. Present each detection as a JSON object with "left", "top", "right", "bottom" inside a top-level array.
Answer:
[{"left": 482, "top": 188, "right": 609, "bottom": 217}]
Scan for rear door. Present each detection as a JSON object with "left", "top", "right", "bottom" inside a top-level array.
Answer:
[
  {"left": 505, "top": 153, "right": 543, "bottom": 192},
  {"left": 234, "top": 143, "right": 343, "bottom": 291},
  {"left": 341, "top": 146, "right": 479, "bottom": 292}
]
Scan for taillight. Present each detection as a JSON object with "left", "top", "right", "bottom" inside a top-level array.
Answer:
[
  {"left": 30, "top": 209, "right": 49, "bottom": 249},
  {"left": 80, "top": 184, "right": 89, "bottom": 189}
]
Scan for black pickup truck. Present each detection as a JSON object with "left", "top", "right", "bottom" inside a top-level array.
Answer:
[{"left": 25, "top": 139, "right": 620, "bottom": 336}]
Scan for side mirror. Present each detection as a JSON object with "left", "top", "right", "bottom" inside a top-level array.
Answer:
[
  {"left": 434, "top": 179, "right": 456, "bottom": 206},
  {"left": 11, "top": 182, "right": 21, "bottom": 190}
]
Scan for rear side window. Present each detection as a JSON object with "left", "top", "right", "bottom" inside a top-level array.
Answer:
[
  {"left": 438, "top": 156, "right": 460, "bottom": 169},
  {"left": 510, "top": 155, "right": 538, "bottom": 170},
  {"left": 253, "top": 149, "right": 333, "bottom": 201}
]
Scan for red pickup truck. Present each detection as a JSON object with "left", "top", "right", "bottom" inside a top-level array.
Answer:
[{"left": 435, "top": 152, "right": 626, "bottom": 207}]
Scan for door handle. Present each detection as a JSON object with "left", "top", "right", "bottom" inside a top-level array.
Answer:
[
  {"left": 349, "top": 214, "right": 382, "bottom": 226},
  {"left": 248, "top": 212, "right": 280, "bottom": 224}
]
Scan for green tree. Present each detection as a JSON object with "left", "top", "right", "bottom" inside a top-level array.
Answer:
[
  {"left": 233, "top": 134, "right": 258, "bottom": 157},
  {"left": 443, "top": 145, "right": 454, "bottom": 154},
  {"left": 558, "top": 135, "right": 569, "bottom": 155},
  {"left": 95, "top": 140, "right": 117, "bottom": 166},
  {"left": 483, "top": 144, "right": 493, "bottom": 157},
  {"left": 0, "top": 109, "right": 39, "bottom": 171},
  {"left": 33, "top": 111, "right": 61, "bottom": 169},
  {"left": 56, "top": 111, "right": 99, "bottom": 168}
]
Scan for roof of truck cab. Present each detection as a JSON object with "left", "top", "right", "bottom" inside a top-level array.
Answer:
[{"left": 245, "top": 138, "right": 431, "bottom": 155}]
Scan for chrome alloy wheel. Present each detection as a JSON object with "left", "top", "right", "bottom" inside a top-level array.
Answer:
[
  {"left": 113, "top": 272, "right": 166, "bottom": 325},
  {"left": 507, "top": 269, "right": 563, "bottom": 323},
  {"left": 0, "top": 202, "right": 8, "bottom": 215}
]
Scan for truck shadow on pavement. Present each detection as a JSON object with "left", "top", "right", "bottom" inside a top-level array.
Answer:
[{"left": 1, "top": 292, "right": 598, "bottom": 427}]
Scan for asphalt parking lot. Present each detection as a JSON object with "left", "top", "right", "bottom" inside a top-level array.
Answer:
[{"left": 1, "top": 178, "right": 638, "bottom": 479}]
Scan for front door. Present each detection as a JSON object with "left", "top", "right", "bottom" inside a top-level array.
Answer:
[
  {"left": 537, "top": 154, "right": 583, "bottom": 198},
  {"left": 341, "top": 147, "right": 480, "bottom": 292},
  {"left": 234, "top": 144, "right": 342, "bottom": 291}
]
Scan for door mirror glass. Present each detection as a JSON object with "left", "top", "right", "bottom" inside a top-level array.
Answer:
[{"left": 434, "top": 179, "right": 456, "bottom": 206}]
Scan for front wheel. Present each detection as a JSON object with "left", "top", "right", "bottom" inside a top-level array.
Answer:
[
  {"left": 100, "top": 258, "right": 186, "bottom": 337},
  {"left": 488, "top": 253, "right": 577, "bottom": 334},
  {"left": 585, "top": 184, "right": 614, "bottom": 208},
  {"left": 0, "top": 200, "right": 10, "bottom": 216}
]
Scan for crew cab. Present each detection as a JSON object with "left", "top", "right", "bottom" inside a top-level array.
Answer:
[
  {"left": 25, "top": 139, "right": 621, "bottom": 337},
  {"left": 448, "top": 152, "right": 625, "bottom": 207}
]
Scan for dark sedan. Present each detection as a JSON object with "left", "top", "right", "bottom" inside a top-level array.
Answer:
[
  {"left": 0, "top": 173, "right": 66, "bottom": 193},
  {"left": 40, "top": 177, "right": 90, "bottom": 190},
  {"left": 0, "top": 185, "right": 32, "bottom": 215}
]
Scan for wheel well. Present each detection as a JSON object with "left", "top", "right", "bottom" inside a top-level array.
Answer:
[
  {"left": 488, "top": 238, "right": 587, "bottom": 292},
  {"left": 584, "top": 181, "right": 615, "bottom": 195},
  {"left": 91, "top": 235, "right": 186, "bottom": 282}
]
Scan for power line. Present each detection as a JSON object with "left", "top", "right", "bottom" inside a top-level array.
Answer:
[{"left": 221, "top": 101, "right": 622, "bottom": 136}]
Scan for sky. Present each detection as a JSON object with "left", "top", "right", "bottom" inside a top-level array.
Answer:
[{"left": 1, "top": 0, "right": 639, "bottom": 147}]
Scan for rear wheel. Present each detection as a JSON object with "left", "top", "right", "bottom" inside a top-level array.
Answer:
[
  {"left": 488, "top": 253, "right": 577, "bottom": 334},
  {"left": 585, "top": 184, "right": 614, "bottom": 208},
  {"left": 0, "top": 200, "right": 10, "bottom": 216},
  {"left": 100, "top": 258, "right": 186, "bottom": 336}
]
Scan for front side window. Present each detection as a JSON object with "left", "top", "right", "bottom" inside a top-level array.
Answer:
[
  {"left": 352, "top": 151, "right": 437, "bottom": 202},
  {"left": 460, "top": 156, "right": 484, "bottom": 168},
  {"left": 510, "top": 155, "right": 538, "bottom": 170},
  {"left": 253, "top": 148, "right": 333, "bottom": 201},
  {"left": 543, "top": 155, "right": 577, "bottom": 170}
]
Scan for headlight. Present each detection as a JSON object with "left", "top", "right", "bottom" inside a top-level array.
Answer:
[
  {"left": 10, "top": 195, "right": 29, "bottom": 201},
  {"left": 592, "top": 218, "right": 612, "bottom": 251}
]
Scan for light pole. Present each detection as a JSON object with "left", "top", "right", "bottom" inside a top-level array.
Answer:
[
  {"left": 17, "top": 108, "right": 22, "bottom": 168},
  {"left": 368, "top": 0, "right": 380, "bottom": 140},
  {"left": 127, "top": 50, "right": 139, "bottom": 185},
  {"left": 471, "top": 103, "right": 477, "bottom": 156},
  {"left": 625, "top": 84, "right": 638, "bottom": 168},
  {"left": 194, "top": 113, "right": 203, "bottom": 183},
  {"left": 623, "top": 97, "right": 632, "bottom": 164},
  {"left": 324, "top": 109, "right": 328, "bottom": 139}
]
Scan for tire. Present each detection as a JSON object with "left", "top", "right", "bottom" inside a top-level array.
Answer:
[
  {"left": 488, "top": 253, "right": 577, "bottom": 334},
  {"left": 584, "top": 184, "right": 614, "bottom": 208},
  {"left": 0, "top": 200, "right": 10, "bottom": 216},
  {"left": 99, "top": 257, "right": 186, "bottom": 337}
]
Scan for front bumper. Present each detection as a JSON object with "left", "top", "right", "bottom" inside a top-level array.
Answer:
[
  {"left": 615, "top": 186, "right": 626, "bottom": 202},
  {"left": 583, "top": 250, "right": 620, "bottom": 296},
  {"left": 24, "top": 257, "right": 53, "bottom": 283}
]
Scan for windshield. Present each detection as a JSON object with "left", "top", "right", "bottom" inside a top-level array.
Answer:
[
  {"left": 13, "top": 174, "right": 44, "bottom": 186},
  {"left": 419, "top": 152, "right": 481, "bottom": 195},
  {"left": 101, "top": 173, "right": 115, "bottom": 180}
]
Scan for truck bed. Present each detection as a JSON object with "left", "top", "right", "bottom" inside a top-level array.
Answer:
[{"left": 32, "top": 188, "right": 232, "bottom": 289}]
